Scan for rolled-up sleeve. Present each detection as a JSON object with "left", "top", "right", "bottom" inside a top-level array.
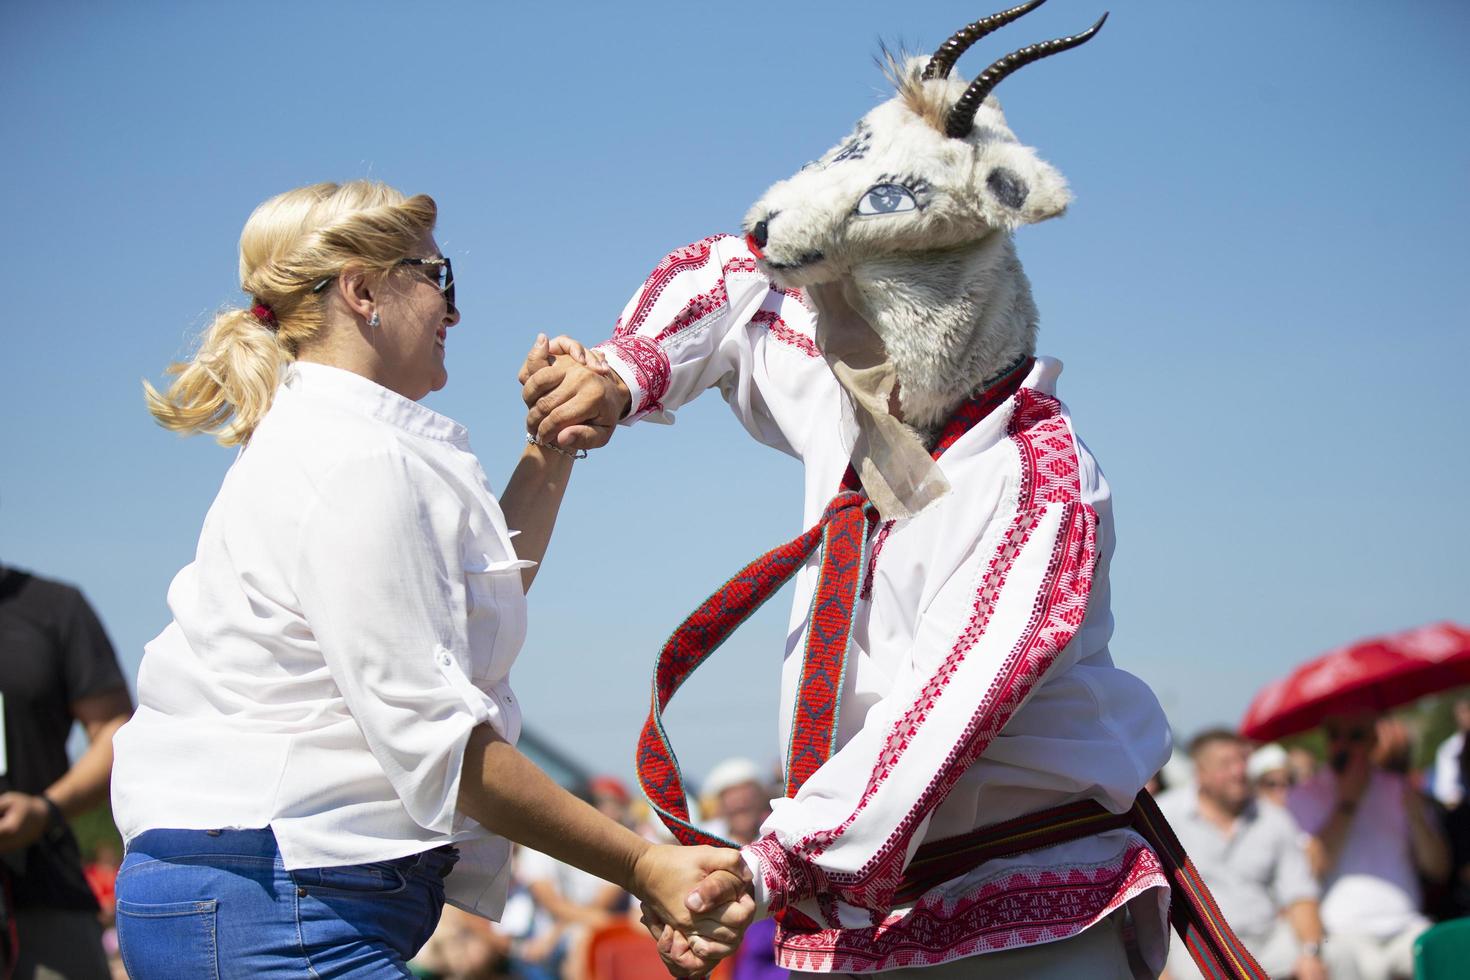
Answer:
[{"left": 293, "top": 443, "right": 504, "bottom": 835}]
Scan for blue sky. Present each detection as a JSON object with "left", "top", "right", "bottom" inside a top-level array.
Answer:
[{"left": 2, "top": 1, "right": 1467, "bottom": 786}]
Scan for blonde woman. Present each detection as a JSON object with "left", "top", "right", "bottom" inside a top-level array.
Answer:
[{"left": 110, "top": 181, "right": 749, "bottom": 978}]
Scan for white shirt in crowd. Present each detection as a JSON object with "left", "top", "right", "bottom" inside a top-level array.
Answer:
[
  {"left": 596, "top": 235, "right": 1174, "bottom": 974},
  {"left": 1431, "top": 731, "right": 1465, "bottom": 808},
  {"left": 1155, "top": 790, "right": 1318, "bottom": 940},
  {"left": 1287, "top": 768, "right": 1430, "bottom": 939},
  {"left": 516, "top": 846, "right": 612, "bottom": 909},
  {"left": 112, "top": 362, "right": 532, "bottom": 916}
]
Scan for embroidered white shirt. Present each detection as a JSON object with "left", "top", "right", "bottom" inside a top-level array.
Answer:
[
  {"left": 597, "top": 235, "right": 1174, "bottom": 973},
  {"left": 112, "top": 362, "right": 531, "bottom": 917}
]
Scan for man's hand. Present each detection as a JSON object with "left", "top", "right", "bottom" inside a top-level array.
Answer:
[
  {"left": 640, "top": 868, "right": 755, "bottom": 977},
  {"left": 520, "top": 334, "right": 629, "bottom": 451},
  {"left": 0, "top": 792, "right": 52, "bottom": 852},
  {"left": 631, "top": 845, "right": 752, "bottom": 936},
  {"left": 640, "top": 910, "right": 720, "bottom": 978},
  {"left": 632, "top": 848, "right": 755, "bottom": 977}
]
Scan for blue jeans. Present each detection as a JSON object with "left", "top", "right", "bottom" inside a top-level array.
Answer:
[{"left": 115, "top": 828, "right": 457, "bottom": 979}]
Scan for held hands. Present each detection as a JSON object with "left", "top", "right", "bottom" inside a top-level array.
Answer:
[
  {"left": 643, "top": 868, "right": 756, "bottom": 979},
  {"left": 519, "top": 334, "right": 630, "bottom": 452},
  {"left": 631, "top": 844, "right": 756, "bottom": 977}
]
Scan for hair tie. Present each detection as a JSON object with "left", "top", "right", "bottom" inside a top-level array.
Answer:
[{"left": 250, "top": 302, "right": 279, "bottom": 330}]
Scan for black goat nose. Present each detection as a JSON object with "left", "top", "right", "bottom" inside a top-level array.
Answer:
[{"left": 751, "top": 220, "right": 769, "bottom": 248}]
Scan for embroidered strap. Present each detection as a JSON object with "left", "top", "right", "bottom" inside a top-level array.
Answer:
[
  {"left": 784, "top": 491, "right": 874, "bottom": 795},
  {"left": 635, "top": 490, "right": 873, "bottom": 844},
  {"left": 1131, "top": 791, "right": 1269, "bottom": 980},
  {"left": 888, "top": 793, "right": 1268, "bottom": 980}
]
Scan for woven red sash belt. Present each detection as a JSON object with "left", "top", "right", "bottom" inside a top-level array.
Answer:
[{"left": 897, "top": 794, "right": 1268, "bottom": 980}]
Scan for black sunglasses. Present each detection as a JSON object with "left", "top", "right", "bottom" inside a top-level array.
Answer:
[
  {"left": 399, "top": 257, "right": 455, "bottom": 313},
  {"left": 311, "top": 256, "right": 456, "bottom": 313}
]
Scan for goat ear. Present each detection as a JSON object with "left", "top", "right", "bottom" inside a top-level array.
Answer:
[{"left": 974, "top": 141, "right": 1071, "bottom": 228}]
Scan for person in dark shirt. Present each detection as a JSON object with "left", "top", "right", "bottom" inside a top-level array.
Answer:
[
  {"left": 0, "top": 565, "right": 133, "bottom": 980},
  {"left": 1441, "top": 737, "right": 1470, "bottom": 918}
]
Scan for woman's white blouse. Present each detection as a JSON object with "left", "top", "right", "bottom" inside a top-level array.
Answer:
[{"left": 112, "top": 362, "right": 530, "bottom": 916}]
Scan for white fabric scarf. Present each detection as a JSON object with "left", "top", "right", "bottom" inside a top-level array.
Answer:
[{"left": 806, "top": 280, "right": 951, "bottom": 521}]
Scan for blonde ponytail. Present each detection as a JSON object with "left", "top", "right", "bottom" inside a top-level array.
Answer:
[
  {"left": 144, "top": 309, "right": 289, "bottom": 447},
  {"left": 145, "top": 181, "right": 438, "bottom": 445}
]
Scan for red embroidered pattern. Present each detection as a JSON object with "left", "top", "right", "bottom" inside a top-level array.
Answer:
[
  {"left": 930, "top": 358, "right": 1033, "bottom": 457},
  {"left": 813, "top": 509, "right": 1097, "bottom": 912},
  {"left": 608, "top": 237, "right": 807, "bottom": 410},
  {"left": 645, "top": 255, "right": 763, "bottom": 347},
  {"left": 614, "top": 235, "right": 728, "bottom": 339},
  {"left": 774, "top": 842, "right": 1165, "bottom": 973},
  {"left": 747, "top": 833, "right": 825, "bottom": 918},
  {"left": 752, "top": 310, "right": 821, "bottom": 358},
  {"left": 785, "top": 494, "right": 874, "bottom": 796},
  {"left": 636, "top": 495, "right": 860, "bottom": 843},
  {"left": 594, "top": 336, "right": 671, "bottom": 415},
  {"left": 652, "top": 280, "right": 729, "bottom": 345},
  {"left": 779, "top": 386, "right": 1099, "bottom": 914},
  {"left": 1011, "top": 388, "right": 1079, "bottom": 508}
]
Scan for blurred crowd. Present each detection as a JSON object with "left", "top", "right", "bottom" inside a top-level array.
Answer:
[{"left": 1153, "top": 700, "right": 1470, "bottom": 980}]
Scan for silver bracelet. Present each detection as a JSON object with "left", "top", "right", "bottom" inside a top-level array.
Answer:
[{"left": 526, "top": 431, "right": 588, "bottom": 460}]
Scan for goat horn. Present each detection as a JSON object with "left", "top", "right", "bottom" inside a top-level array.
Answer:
[
  {"left": 945, "top": 12, "right": 1109, "bottom": 139},
  {"left": 922, "top": 1, "right": 1050, "bottom": 81}
]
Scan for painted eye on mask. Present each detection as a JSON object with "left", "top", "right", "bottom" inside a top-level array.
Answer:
[{"left": 855, "top": 184, "right": 917, "bottom": 216}]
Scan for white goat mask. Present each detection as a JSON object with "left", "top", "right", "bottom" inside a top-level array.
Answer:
[
  {"left": 743, "top": 2, "right": 1108, "bottom": 519},
  {"left": 744, "top": 2, "right": 1106, "bottom": 287}
]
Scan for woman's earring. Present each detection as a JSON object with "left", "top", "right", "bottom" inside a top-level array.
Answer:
[{"left": 368, "top": 311, "right": 380, "bottom": 329}]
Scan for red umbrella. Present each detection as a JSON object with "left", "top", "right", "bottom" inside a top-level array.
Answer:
[{"left": 1240, "top": 622, "right": 1470, "bottom": 742}]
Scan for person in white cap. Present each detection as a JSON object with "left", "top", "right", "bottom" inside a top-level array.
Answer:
[
  {"left": 702, "top": 759, "right": 772, "bottom": 848},
  {"left": 1249, "top": 743, "right": 1293, "bottom": 809}
]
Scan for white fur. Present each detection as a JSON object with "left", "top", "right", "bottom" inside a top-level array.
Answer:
[{"left": 746, "top": 57, "right": 1070, "bottom": 433}]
